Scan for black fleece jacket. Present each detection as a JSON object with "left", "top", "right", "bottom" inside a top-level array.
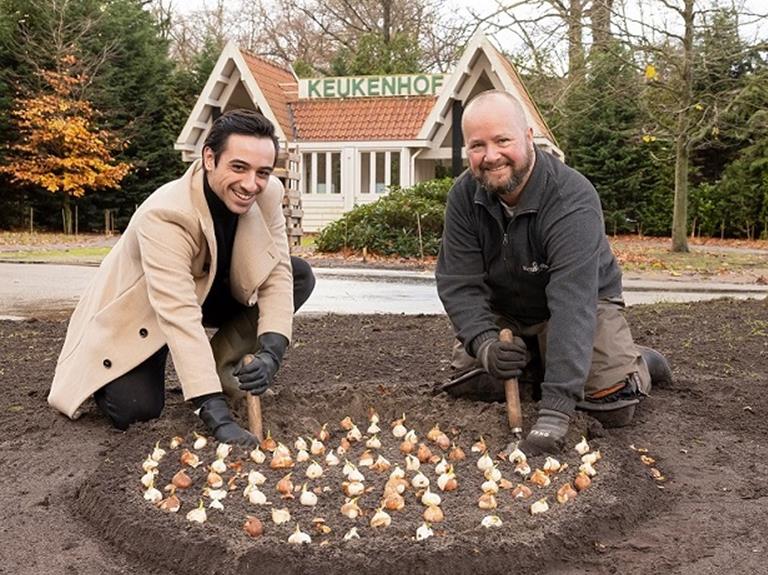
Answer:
[{"left": 435, "top": 147, "right": 623, "bottom": 414}]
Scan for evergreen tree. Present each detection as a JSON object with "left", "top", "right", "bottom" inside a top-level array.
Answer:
[
  {"left": 330, "top": 31, "right": 421, "bottom": 75},
  {"left": 0, "top": 0, "right": 60, "bottom": 227},
  {"left": 717, "top": 64, "right": 768, "bottom": 239},
  {"left": 690, "top": 9, "right": 753, "bottom": 185},
  {"left": 76, "top": 0, "right": 187, "bottom": 229},
  {"left": 559, "top": 42, "right": 673, "bottom": 236}
]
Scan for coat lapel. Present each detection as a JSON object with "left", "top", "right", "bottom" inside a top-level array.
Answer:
[{"left": 189, "top": 161, "right": 217, "bottom": 301}]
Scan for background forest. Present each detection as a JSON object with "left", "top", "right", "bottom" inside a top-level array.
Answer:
[{"left": 0, "top": 0, "right": 766, "bottom": 252}]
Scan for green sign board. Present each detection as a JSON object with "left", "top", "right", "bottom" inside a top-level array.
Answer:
[{"left": 299, "top": 74, "right": 445, "bottom": 99}]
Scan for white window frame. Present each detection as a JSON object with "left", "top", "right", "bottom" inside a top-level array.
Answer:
[
  {"left": 360, "top": 149, "right": 401, "bottom": 195},
  {"left": 301, "top": 150, "right": 342, "bottom": 194}
]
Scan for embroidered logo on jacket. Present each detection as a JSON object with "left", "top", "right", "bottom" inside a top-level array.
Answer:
[{"left": 522, "top": 261, "right": 550, "bottom": 274}]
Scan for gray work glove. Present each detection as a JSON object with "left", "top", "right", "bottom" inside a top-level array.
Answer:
[
  {"left": 476, "top": 335, "right": 528, "bottom": 380},
  {"left": 234, "top": 332, "right": 288, "bottom": 396},
  {"left": 519, "top": 408, "right": 570, "bottom": 456}
]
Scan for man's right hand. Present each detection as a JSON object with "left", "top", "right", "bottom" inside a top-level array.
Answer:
[
  {"left": 477, "top": 336, "right": 528, "bottom": 379},
  {"left": 519, "top": 409, "right": 570, "bottom": 456},
  {"left": 198, "top": 395, "right": 257, "bottom": 446}
]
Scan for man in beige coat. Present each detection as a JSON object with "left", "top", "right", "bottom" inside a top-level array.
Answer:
[{"left": 49, "top": 109, "right": 314, "bottom": 444}]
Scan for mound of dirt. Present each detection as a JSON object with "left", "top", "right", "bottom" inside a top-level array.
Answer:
[
  {"left": 75, "top": 383, "right": 660, "bottom": 575},
  {"left": 3, "top": 300, "right": 768, "bottom": 574}
]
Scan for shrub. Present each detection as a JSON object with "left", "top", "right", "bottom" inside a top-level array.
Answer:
[{"left": 315, "top": 178, "right": 453, "bottom": 258}]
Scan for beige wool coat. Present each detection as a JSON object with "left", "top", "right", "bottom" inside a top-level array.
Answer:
[{"left": 48, "top": 160, "right": 293, "bottom": 418}]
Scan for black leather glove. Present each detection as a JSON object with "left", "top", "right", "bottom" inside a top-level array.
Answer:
[
  {"left": 476, "top": 334, "right": 528, "bottom": 379},
  {"left": 518, "top": 408, "right": 570, "bottom": 456},
  {"left": 233, "top": 332, "right": 289, "bottom": 396},
  {"left": 197, "top": 395, "right": 257, "bottom": 445}
]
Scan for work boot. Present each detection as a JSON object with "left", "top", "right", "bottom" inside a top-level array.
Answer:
[
  {"left": 639, "top": 346, "right": 673, "bottom": 388},
  {"left": 198, "top": 395, "right": 257, "bottom": 445},
  {"left": 576, "top": 372, "right": 646, "bottom": 428}
]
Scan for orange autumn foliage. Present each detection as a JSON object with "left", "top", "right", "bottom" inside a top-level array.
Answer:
[{"left": 0, "top": 56, "right": 131, "bottom": 199}]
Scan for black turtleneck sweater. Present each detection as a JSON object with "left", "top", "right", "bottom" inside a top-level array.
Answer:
[{"left": 201, "top": 176, "right": 239, "bottom": 325}]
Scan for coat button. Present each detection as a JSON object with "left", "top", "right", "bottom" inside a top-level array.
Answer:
[
  {"left": 103, "top": 359, "right": 112, "bottom": 368},
  {"left": 139, "top": 328, "right": 148, "bottom": 338}
]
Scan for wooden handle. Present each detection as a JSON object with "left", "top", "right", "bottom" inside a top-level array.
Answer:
[
  {"left": 242, "top": 354, "right": 263, "bottom": 440},
  {"left": 246, "top": 395, "right": 263, "bottom": 440},
  {"left": 499, "top": 329, "right": 523, "bottom": 434}
]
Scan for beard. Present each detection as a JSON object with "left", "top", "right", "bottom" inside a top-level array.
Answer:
[{"left": 476, "top": 145, "right": 535, "bottom": 198}]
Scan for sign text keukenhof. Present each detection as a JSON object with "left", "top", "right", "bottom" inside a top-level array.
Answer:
[{"left": 299, "top": 74, "right": 445, "bottom": 99}]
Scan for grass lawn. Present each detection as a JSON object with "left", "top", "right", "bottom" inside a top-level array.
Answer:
[{"left": 1, "top": 231, "right": 767, "bottom": 276}]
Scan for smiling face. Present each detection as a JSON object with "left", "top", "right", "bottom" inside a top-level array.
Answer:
[
  {"left": 462, "top": 92, "right": 535, "bottom": 205},
  {"left": 202, "top": 134, "right": 276, "bottom": 215}
]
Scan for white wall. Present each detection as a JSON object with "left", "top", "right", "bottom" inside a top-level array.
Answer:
[{"left": 300, "top": 142, "right": 425, "bottom": 232}]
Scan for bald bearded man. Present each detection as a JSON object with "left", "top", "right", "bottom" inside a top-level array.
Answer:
[{"left": 436, "top": 90, "right": 671, "bottom": 455}]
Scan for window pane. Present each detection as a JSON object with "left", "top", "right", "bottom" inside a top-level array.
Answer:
[
  {"left": 375, "top": 152, "right": 386, "bottom": 193},
  {"left": 390, "top": 152, "right": 400, "bottom": 188},
  {"left": 331, "top": 153, "right": 341, "bottom": 194},
  {"left": 302, "top": 153, "right": 311, "bottom": 193},
  {"left": 360, "top": 152, "right": 370, "bottom": 194},
  {"left": 316, "top": 152, "right": 327, "bottom": 193}
]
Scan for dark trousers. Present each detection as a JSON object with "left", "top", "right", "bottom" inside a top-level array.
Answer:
[{"left": 95, "top": 257, "right": 315, "bottom": 429}]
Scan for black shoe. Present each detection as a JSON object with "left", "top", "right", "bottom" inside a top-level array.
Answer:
[
  {"left": 584, "top": 403, "right": 637, "bottom": 428},
  {"left": 639, "top": 346, "right": 673, "bottom": 387}
]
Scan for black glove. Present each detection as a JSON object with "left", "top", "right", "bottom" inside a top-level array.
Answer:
[
  {"left": 476, "top": 334, "right": 528, "bottom": 379},
  {"left": 518, "top": 408, "right": 570, "bottom": 456},
  {"left": 234, "top": 332, "right": 289, "bottom": 396},
  {"left": 197, "top": 395, "right": 257, "bottom": 445}
]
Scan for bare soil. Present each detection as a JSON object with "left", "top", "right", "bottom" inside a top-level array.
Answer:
[{"left": 2, "top": 299, "right": 768, "bottom": 574}]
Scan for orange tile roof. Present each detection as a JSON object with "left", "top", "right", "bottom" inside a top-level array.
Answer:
[
  {"left": 291, "top": 96, "right": 436, "bottom": 141},
  {"left": 240, "top": 51, "right": 297, "bottom": 138}
]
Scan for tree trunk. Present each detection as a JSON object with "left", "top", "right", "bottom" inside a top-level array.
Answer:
[
  {"left": 568, "top": 0, "right": 585, "bottom": 76},
  {"left": 672, "top": 132, "right": 689, "bottom": 251},
  {"left": 382, "top": 0, "right": 392, "bottom": 44},
  {"left": 671, "top": 0, "right": 695, "bottom": 253},
  {"left": 62, "top": 194, "right": 73, "bottom": 235},
  {"left": 591, "top": 0, "right": 614, "bottom": 53}
]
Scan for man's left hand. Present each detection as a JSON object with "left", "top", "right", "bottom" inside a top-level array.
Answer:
[{"left": 233, "top": 332, "right": 288, "bottom": 396}]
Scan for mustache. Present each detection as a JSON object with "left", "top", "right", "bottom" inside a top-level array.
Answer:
[{"left": 480, "top": 161, "right": 511, "bottom": 170}]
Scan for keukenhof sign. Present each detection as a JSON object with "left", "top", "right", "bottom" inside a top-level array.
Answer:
[{"left": 299, "top": 74, "right": 446, "bottom": 99}]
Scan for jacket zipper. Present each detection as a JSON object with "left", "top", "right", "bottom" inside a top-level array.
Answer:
[{"left": 476, "top": 197, "right": 513, "bottom": 272}]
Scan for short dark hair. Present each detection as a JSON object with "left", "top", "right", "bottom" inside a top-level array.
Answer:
[{"left": 203, "top": 109, "right": 280, "bottom": 165}]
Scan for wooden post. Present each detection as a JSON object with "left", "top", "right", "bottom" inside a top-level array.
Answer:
[
  {"left": 416, "top": 212, "right": 424, "bottom": 260},
  {"left": 29, "top": 207, "right": 33, "bottom": 235}
]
